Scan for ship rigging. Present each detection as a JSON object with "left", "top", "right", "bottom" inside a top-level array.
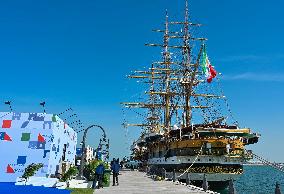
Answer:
[{"left": 122, "top": 1, "right": 259, "bottom": 190}]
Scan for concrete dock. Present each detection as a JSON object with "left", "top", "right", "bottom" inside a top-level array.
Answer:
[{"left": 94, "top": 170, "right": 218, "bottom": 194}]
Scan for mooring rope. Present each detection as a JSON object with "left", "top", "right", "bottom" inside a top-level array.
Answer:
[
  {"left": 249, "top": 150, "right": 284, "bottom": 173},
  {"left": 176, "top": 144, "right": 204, "bottom": 178}
]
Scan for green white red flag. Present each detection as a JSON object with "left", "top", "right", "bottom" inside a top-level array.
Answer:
[{"left": 201, "top": 44, "right": 217, "bottom": 83}]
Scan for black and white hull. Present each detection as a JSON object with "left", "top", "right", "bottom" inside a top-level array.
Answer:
[{"left": 148, "top": 155, "right": 244, "bottom": 189}]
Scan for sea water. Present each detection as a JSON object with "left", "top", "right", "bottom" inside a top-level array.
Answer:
[{"left": 217, "top": 165, "right": 284, "bottom": 194}]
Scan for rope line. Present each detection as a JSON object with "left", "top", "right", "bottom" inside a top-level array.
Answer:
[
  {"left": 177, "top": 144, "right": 204, "bottom": 178},
  {"left": 249, "top": 150, "right": 284, "bottom": 173},
  {"left": 216, "top": 76, "right": 239, "bottom": 127}
]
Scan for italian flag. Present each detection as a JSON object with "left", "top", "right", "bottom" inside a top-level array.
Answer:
[{"left": 201, "top": 44, "right": 217, "bottom": 83}]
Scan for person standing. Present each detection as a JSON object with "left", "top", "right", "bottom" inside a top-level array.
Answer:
[
  {"left": 111, "top": 158, "right": 120, "bottom": 186},
  {"left": 93, "top": 163, "right": 105, "bottom": 189}
]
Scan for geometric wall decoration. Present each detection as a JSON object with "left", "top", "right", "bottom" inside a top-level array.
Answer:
[
  {"left": 0, "top": 112, "right": 77, "bottom": 182},
  {"left": 28, "top": 141, "right": 40, "bottom": 149},
  {"left": 0, "top": 132, "right": 5, "bottom": 140},
  {"left": 21, "top": 133, "right": 31, "bottom": 141},
  {"left": 12, "top": 112, "right": 21, "bottom": 120},
  {"left": 17, "top": 156, "right": 27, "bottom": 165},
  {"left": 3, "top": 133, "right": 12, "bottom": 141},
  {"left": 6, "top": 165, "right": 15, "bottom": 173},
  {"left": 0, "top": 132, "right": 12, "bottom": 141},
  {"left": 52, "top": 114, "right": 57, "bottom": 122},
  {"left": 2, "top": 120, "right": 12, "bottom": 128},
  {"left": 38, "top": 133, "right": 45, "bottom": 143},
  {"left": 21, "top": 121, "right": 29, "bottom": 128}
]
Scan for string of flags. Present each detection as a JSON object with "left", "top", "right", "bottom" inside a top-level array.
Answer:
[{"left": 201, "top": 44, "right": 217, "bottom": 83}]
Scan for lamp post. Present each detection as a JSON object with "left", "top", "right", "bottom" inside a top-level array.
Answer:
[
  {"left": 78, "top": 124, "right": 107, "bottom": 178},
  {"left": 40, "top": 101, "right": 46, "bottom": 113},
  {"left": 4, "top": 101, "right": 13, "bottom": 112}
]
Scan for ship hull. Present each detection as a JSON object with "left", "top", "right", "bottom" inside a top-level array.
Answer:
[
  {"left": 147, "top": 156, "right": 243, "bottom": 190},
  {"left": 150, "top": 164, "right": 241, "bottom": 190},
  {"left": 188, "top": 180, "right": 232, "bottom": 190}
]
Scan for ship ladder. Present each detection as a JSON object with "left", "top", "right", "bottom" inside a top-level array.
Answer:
[{"left": 251, "top": 152, "right": 284, "bottom": 173}]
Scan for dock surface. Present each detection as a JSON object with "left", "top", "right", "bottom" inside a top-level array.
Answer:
[{"left": 94, "top": 170, "right": 216, "bottom": 194}]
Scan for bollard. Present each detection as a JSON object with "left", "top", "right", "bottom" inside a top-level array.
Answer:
[
  {"left": 275, "top": 182, "right": 282, "bottom": 194},
  {"left": 186, "top": 172, "right": 190, "bottom": 185},
  {"left": 228, "top": 179, "right": 237, "bottom": 194},
  {"left": 202, "top": 174, "right": 208, "bottom": 191},
  {"left": 173, "top": 169, "right": 176, "bottom": 182}
]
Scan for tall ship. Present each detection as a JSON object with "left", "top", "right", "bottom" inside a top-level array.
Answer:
[{"left": 122, "top": 1, "right": 259, "bottom": 189}]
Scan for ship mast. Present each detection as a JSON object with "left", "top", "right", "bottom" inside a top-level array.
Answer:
[
  {"left": 148, "top": 62, "right": 159, "bottom": 133},
  {"left": 122, "top": 0, "right": 228, "bottom": 133},
  {"left": 182, "top": 0, "right": 192, "bottom": 127},
  {"left": 163, "top": 10, "right": 171, "bottom": 131}
]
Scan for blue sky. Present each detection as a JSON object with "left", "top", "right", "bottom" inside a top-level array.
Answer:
[{"left": 0, "top": 0, "right": 283, "bottom": 161}]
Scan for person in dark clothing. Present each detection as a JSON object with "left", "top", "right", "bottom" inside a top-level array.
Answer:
[
  {"left": 92, "top": 163, "right": 105, "bottom": 189},
  {"left": 111, "top": 159, "right": 120, "bottom": 186}
]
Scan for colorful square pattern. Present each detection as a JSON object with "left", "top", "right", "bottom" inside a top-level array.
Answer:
[
  {"left": 0, "top": 112, "right": 77, "bottom": 182},
  {"left": 17, "top": 156, "right": 27, "bottom": 165},
  {"left": 21, "top": 133, "right": 31, "bottom": 141},
  {"left": 2, "top": 120, "right": 12, "bottom": 128}
]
